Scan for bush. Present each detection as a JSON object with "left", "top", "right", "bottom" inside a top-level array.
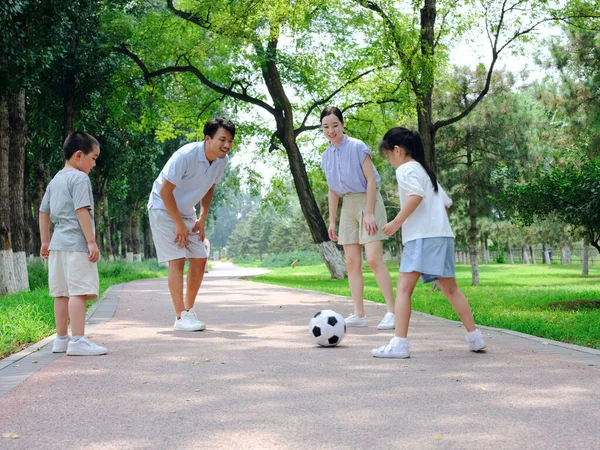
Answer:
[
  {"left": 496, "top": 251, "right": 506, "bottom": 264},
  {"left": 28, "top": 259, "right": 49, "bottom": 290}
]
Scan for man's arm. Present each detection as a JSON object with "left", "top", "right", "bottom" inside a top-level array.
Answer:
[
  {"left": 159, "top": 180, "right": 189, "bottom": 248},
  {"left": 193, "top": 184, "right": 216, "bottom": 242}
]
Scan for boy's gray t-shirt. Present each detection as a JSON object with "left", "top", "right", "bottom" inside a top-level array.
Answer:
[{"left": 40, "top": 169, "right": 95, "bottom": 252}]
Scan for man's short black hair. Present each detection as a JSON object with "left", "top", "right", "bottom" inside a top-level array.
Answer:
[
  {"left": 63, "top": 131, "right": 99, "bottom": 161},
  {"left": 203, "top": 117, "right": 236, "bottom": 139}
]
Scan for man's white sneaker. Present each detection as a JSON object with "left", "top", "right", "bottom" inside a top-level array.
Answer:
[
  {"left": 372, "top": 336, "right": 410, "bottom": 358},
  {"left": 345, "top": 314, "right": 368, "bottom": 327},
  {"left": 174, "top": 310, "right": 206, "bottom": 331},
  {"left": 66, "top": 337, "right": 107, "bottom": 356},
  {"left": 377, "top": 312, "right": 395, "bottom": 330},
  {"left": 466, "top": 329, "right": 487, "bottom": 352},
  {"left": 52, "top": 335, "right": 70, "bottom": 353}
]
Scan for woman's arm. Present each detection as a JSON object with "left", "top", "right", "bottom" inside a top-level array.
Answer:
[
  {"left": 361, "top": 157, "right": 379, "bottom": 235},
  {"left": 328, "top": 190, "right": 340, "bottom": 242}
]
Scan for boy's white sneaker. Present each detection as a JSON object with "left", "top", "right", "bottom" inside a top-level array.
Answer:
[
  {"left": 466, "top": 329, "right": 487, "bottom": 352},
  {"left": 52, "top": 336, "right": 70, "bottom": 353},
  {"left": 372, "top": 336, "right": 410, "bottom": 358},
  {"left": 66, "top": 337, "right": 107, "bottom": 356},
  {"left": 377, "top": 312, "right": 395, "bottom": 330},
  {"left": 345, "top": 314, "right": 367, "bottom": 327},
  {"left": 174, "top": 310, "right": 206, "bottom": 331}
]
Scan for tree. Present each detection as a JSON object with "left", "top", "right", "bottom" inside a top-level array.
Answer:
[
  {"left": 498, "top": 159, "right": 600, "bottom": 255},
  {"left": 109, "top": 0, "right": 401, "bottom": 279}
]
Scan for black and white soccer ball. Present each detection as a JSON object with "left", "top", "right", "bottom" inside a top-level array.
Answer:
[{"left": 308, "top": 309, "right": 346, "bottom": 347}]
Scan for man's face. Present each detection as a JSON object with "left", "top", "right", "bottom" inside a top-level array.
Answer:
[{"left": 205, "top": 127, "right": 234, "bottom": 161}]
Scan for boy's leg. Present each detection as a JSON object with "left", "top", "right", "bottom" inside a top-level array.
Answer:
[
  {"left": 68, "top": 295, "right": 88, "bottom": 336},
  {"left": 168, "top": 258, "right": 186, "bottom": 318},
  {"left": 395, "top": 272, "right": 420, "bottom": 337},
  {"left": 54, "top": 296, "right": 69, "bottom": 336},
  {"left": 364, "top": 240, "right": 395, "bottom": 313},
  {"left": 343, "top": 244, "right": 365, "bottom": 317},
  {"left": 438, "top": 278, "right": 476, "bottom": 332},
  {"left": 185, "top": 258, "right": 207, "bottom": 310}
]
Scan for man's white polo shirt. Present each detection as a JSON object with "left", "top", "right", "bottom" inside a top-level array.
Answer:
[{"left": 147, "top": 141, "right": 228, "bottom": 218}]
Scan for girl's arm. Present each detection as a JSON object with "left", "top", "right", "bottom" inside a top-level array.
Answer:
[
  {"left": 327, "top": 190, "right": 340, "bottom": 242},
  {"left": 382, "top": 195, "right": 423, "bottom": 237},
  {"left": 361, "top": 157, "right": 379, "bottom": 235},
  {"left": 39, "top": 212, "right": 51, "bottom": 259},
  {"left": 76, "top": 207, "right": 99, "bottom": 262}
]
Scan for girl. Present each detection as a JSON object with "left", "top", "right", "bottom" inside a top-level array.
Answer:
[
  {"left": 372, "top": 127, "right": 486, "bottom": 358},
  {"left": 320, "top": 106, "right": 395, "bottom": 330}
]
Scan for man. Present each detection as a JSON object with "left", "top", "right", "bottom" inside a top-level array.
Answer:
[{"left": 148, "top": 117, "right": 235, "bottom": 331}]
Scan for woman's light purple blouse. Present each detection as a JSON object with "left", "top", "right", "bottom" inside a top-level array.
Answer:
[{"left": 321, "top": 135, "right": 381, "bottom": 196}]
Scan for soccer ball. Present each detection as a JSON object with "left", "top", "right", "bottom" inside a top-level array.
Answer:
[{"left": 308, "top": 310, "right": 346, "bottom": 347}]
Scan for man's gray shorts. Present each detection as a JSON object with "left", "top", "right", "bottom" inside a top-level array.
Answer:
[{"left": 148, "top": 209, "right": 208, "bottom": 264}]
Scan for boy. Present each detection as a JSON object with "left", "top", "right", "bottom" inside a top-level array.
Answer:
[
  {"left": 40, "top": 131, "right": 107, "bottom": 356},
  {"left": 148, "top": 117, "right": 235, "bottom": 331}
]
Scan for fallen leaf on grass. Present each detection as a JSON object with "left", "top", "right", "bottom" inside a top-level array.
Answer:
[{"left": 3, "top": 433, "right": 20, "bottom": 439}]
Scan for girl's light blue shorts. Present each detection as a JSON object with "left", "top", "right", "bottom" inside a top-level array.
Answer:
[{"left": 400, "top": 237, "right": 455, "bottom": 283}]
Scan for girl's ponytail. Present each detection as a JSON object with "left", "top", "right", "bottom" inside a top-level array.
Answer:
[{"left": 379, "top": 127, "right": 438, "bottom": 193}]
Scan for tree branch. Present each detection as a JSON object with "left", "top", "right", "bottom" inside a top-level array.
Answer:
[{"left": 166, "top": 0, "right": 211, "bottom": 29}]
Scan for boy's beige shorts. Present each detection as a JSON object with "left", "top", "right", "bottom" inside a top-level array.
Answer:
[
  {"left": 49, "top": 251, "right": 99, "bottom": 299},
  {"left": 338, "top": 191, "right": 388, "bottom": 246},
  {"left": 148, "top": 209, "right": 208, "bottom": 264}
]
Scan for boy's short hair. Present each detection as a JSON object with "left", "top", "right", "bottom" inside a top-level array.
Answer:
[
  {"left": 203, "top": 117, "right": 236, "bottom": 139},
  {"left": 63, "top": 131, "right": 99, "bottom": 161}
]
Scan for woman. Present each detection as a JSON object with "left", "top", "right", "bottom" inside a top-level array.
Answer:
[{"left": 320, "top": 106, "right": 395, "bottom": 329}]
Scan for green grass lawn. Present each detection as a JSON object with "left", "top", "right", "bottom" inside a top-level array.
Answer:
[
  {"left": 251, "top": 262, "right": 600, "bottom": 349},
  {"left": 0, "top": 260, "right": 168, "bottom": 359}
]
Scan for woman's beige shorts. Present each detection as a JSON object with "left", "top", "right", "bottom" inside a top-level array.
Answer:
[
  {"left": 49, "top": 251, "right": 99, "bottom": 299},
  {"left": 338, "top": 191, "right": 388, "bottom": 245},
  {"left": 149, "top": 209, "right": 208, "bottom": 264}
]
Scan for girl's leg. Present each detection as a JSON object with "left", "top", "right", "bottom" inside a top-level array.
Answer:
[
  {"left": 54, "top": 296, "right": 69, "bottom": 336},
  {"left": 438, "top": 278, "right": 476, "bottom": 332},
  {"left": 395, "top": 272, "right": 421, "bottom": 337},
  {"left": 364, "top": 240, "right": 395, "bottom": 312},
  {"left": 68, "top": 295, "right": 88, "bottom": 337},
  {"left": 343, "top": 244, "right": 365, "bottom": 317}
]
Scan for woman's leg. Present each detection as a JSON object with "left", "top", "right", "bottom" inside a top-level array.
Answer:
[
  {"left": 364, "top": 240, "right": 395, "bottom": 313},
  {"left": 395, "top": 272, "right": 421, "bottom": 337},
  {"left": 344, "top": 244, "right": 365, "bottom": 317},
  {"left": 438, "top": 278, "right": 476, "bottom": 332}
]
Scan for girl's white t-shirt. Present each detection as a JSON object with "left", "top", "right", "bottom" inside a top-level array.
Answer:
[{"left": 396, "top": 161, "right": 454, "bottom": 244}]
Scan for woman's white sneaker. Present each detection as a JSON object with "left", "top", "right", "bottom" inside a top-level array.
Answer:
[
  {"left": 52, "top": 335, "right": 70, "bottom": 353},
  {"left": 466, "top": 329, "right": 487, "bottom": 352},
  {"left": 377, "top": 312, "right": 396, "bottom": 330},
  {"left": 174, "top": 310, "right": 206, "bottom": 331},
  {"left": 372, "top": 336, "right": 410, "bottom": 358},
  {"left": 345, "top": 314, "right": 368, "bottom": 327},
  {"left": 66, "top": 337, "right": 107, "bottom": 356}
]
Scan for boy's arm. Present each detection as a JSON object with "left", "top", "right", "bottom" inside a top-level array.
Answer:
[
  {"left": 75, "top": 207, "right": 99, "bottom": 262},
  {"left": 39, "top": 212, "right": 51, "bottom": 259},
  {"left": 159, "top": 180, "right": 188, "bottom": 248},
  {"left": 193, "top": 185, "right": 216, "bottom": 242},
  {"left": 381, "top": 195, "right": 423, "bottom": 237}
]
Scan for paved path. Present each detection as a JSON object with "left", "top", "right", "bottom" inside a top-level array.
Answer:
[{"left": 1, "top": 262, "right": 600, "bottom": 449}]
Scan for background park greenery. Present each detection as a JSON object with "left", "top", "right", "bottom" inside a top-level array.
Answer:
[{"left": 1, "top": 1, "right": 599, "bottom": 354}]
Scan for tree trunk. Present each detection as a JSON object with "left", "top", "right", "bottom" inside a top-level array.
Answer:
[
  {"left": 542, "top": 243, "right": 551, "bottom": 264},
  {"left": 132, "top": 202, "right": 142, "bottom": 262},
  {"left": 582, "top": 234, "right": 589, "bottom": 276},
  {"left": 506, "top": 239, "right": 514, "bottom": 264},
  {"left": 102, "top": 180, "right": 113, "bottom": 261},
  {"left": 23, "top": 156, "right": 36, "bottom": 256},
  {"left": 63, "top": 38, "right": 77, "bottom": 140},
  {"left": 0, "top": 95, "right": 17, "bottom": 295},
  {"left": 125, "top": 211, "right": 133, "bottom": 263},
  {"left": 143, "top": 211, "right": 154, "bottom": 259},
  {"left": 259, "top": 38, "right": 346, "bottom": 279},
  {"left": 522, "top": 246, "right": 530, "bottom": 264},
  {"left": 92, "top": 169, "right": 103, "bottom": 254},
  {"left": 8, "top": 90, "right": 28, "bottom": 292},
  {"left": 119, "top": 210, "right": 126, "bottom": 259},
  {"left": 466, "top": 133, "right": 479, "bottom": 286},
  {"left": 529, "top": 245, "right": 536, "bottom": 264}
]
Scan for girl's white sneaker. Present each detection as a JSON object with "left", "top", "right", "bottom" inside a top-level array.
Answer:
[
  {"left": 466, "top": 329, "right": 487, "bottom": 352},
  {"left": 372, "top": 336, "right": 410, "bottom": 358}
]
